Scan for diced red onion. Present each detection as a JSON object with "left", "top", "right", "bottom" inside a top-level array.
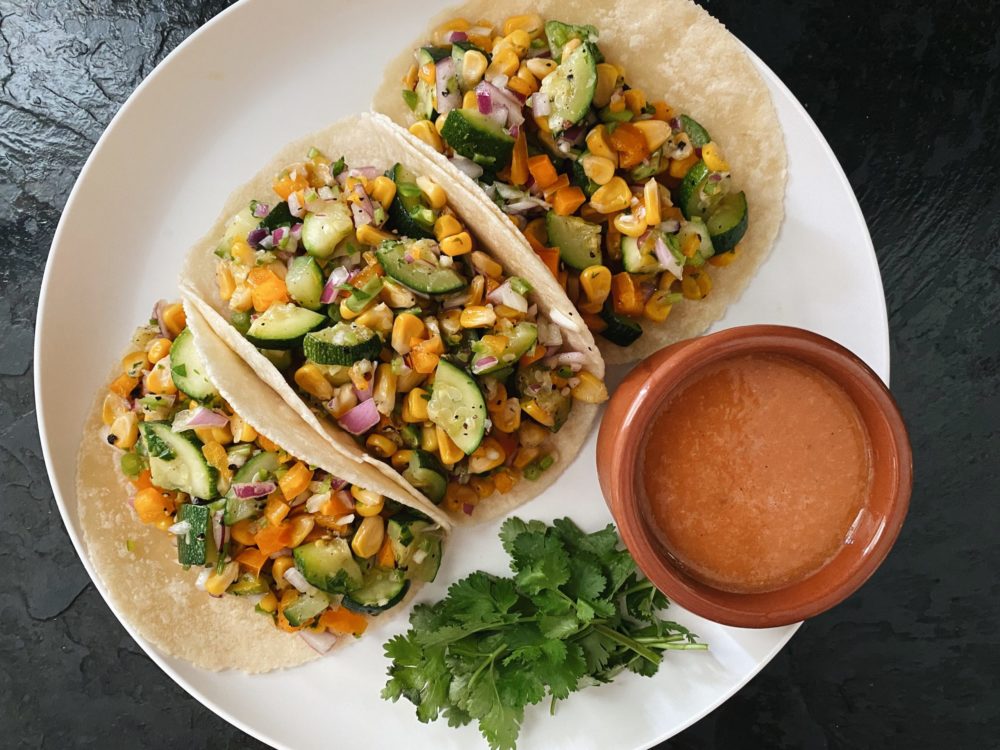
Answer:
[
  {"left": 320, "top": 266, "right": 350, "bottom": 303},
  {"left": 487, "top": 103, "right": 509, "bottom": 129},
  {"left": 531, "top": 92, "right": 551, "bottom": 117},
  {"left": 337, "top": 398, "right": 380, "bottom": 435},
  {"left": 299, "top": 629, "right": 338, "bottom": 654},
  {"left": 669, "top": 117, "right": 681, "bottom": 131},
  {"left": 491, "top": 73, "right": 509, "bottom": 89},
  {"left": 654, "top": 235, "right": 684, "bottom": 280},
  {"left": 477, "top": 90, "right": 492, "bottom": 114},
  {"left": 475, "top": 82, "right": 524, "bottom": 132},
  {"left": 442, "top": 289, "right": 471, "bottom": 309},
  {"left": 195, "top": 569, "right": 211, "bottom": 591},
  {"left": 449, "top": 154, "right": 484, "bottom": 180},
  {"left": 167, "top": 520, "right": 191, "bottom": 536},
  {"left": 152, "top": 299, "right": 170, "bottom": 337},
  {"left": 258, "top": 234, "right": 274, "bottom": 250},
  {"left": 435, "top": 56, "right": 460, "bottom": 115},
  {"left": 306, "top": 492, "right": 331, "bottom": 513},
  {"left": 212, "top": 510, "right": 225, "bottom": 550},
  {"left": 487, "top": 281, "right": 528, "bottom": 312},
  {"left": 283, "top": 567, "right": 314, "bottom": 594},
  {"left": 348, "top": 166, "right": 380, "bottom": 180},
  {"left": 290, "top": 222, "right": 303, "bottom": 239},
  {"left": 462, "top": 503, "right": 475, "bottom": 516},
  {"left": 444, "top": 30, "right": 468, "bottom": 42},
  {"left": 659, "top": 219, "right": 680, "bottom": 233},
  {"left": 272, "top": 226, "right": 286, "bottom": 245},
  {"left": 269, "top": 548, "right": 291, "bottom": 559},
  {"left": 329, "top": 477, "right": 348, "bottom": 491},
  {"left": 555, "top": 352, "right": 587, "bottom": 371},
  {"left": 252, "top": 202, "right": 270, "bottom": 218},
  {"left": 472, "top": 356, "right": 499, "bottom": 374},
  {"left": 172, "top": 407, "right": 229, "bottom": 432},
  {"left": 527, "top": 45, "right": 552, "bottom": 59},
  {"left": 288, "top": 191, "right": 304, "bottom": 218},
  {"left": 246, "top": 227, "right": 268, "bottom": 247},
  {"left": 526, "top": 304, "right": 537, "bottom": 317},
  {"left": 350, "top": 184, "right": 375, "bottom": 227},
  {"left": 334, "top": 514, "right": 355, "bottom": 526},
  {"left": 353, "top": 380, "right": 373, "bottom": 402},
  {"left": 231, "top": 481, "right": 276, "bottom": 500}
]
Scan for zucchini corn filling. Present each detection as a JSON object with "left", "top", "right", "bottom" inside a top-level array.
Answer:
[
  {"left": 401, "top": 14, "right": 750, "bottom": 347},
  {"left": 103, "top": 307, "right": 443, "bottom": 652},
  {"left": 213, "top": 150, "right": 607, "bottom": 516}
]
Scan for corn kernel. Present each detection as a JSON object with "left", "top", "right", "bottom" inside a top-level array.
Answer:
[
  {"left": 493, "top": 468, "right": 517, "bottom": 493},
  {"left": 418, "top": 61, "right": 436, "bottom": 86},
  {"left": 461, "top": 49, "right": 488, "bottom": 89},
  {"left": 702, "top": 142, "right": 730, "bottom": 172},
  {"left": 294, "top": 363, "right": 334, "bottom": 401},
  {"left": 102, "top": 393, "right": 129, "bottom": 426},
  {"left": 404, "top": 388, "right": 430, "bottom": 422},
  {"left": 643, "top": 179, "right": 662, "bottom": 226},
  {"left": 145, "top": 363, "right": 177, "bottom": 395},
  {"left": 436, "top": 426, "right": 466, "bottom": 465},
  {"left": 593, "top": 63, "right": 620, "bottom": 108},
  {"left": 434, "top": 214, "right": 464, "bottom": 241},
  {"left": 415, "top": 176, "right": 447, "bottom": 210},
  {"left": 470, "top": 250, "right": 503, "bottom": 278},
  {"left": 432, "top": 17, "right": 471, "bottom": 45},
  {"left": 271, "top": 556, "right": 295, "bottom": 589},
  {"left": 403, "top": 63, "right": 418, "bottom": 90},
  {"left": 589, "top": 177, "right": 631, "bottom": 214},
  {"left": 586, "top": 125, "right": 617, "bottom": 165},
  {"left": 486, "top": 47, "right": 519, "bottom": 80},
  {"left": 503, "top": 13, "right": 544, "bottom": 38},
  {"left": 373, "top": 363, "right": 397, "bottom": 416},
  {"left": 351, "top": 515, "right": 385, "bottom": 558},
  {"left": 133, "top": 487, "right": 175, "bottom": 525},
  {"left": 408, "top": 120, "right": 444, "bottom": 152},
  {"left": 561, "top": 38, "right": 582, "bottom": 58},
  {"left": 506, "top": 75, "right": 535, "bottom": 99},
  {"left": 357, "top": 224, "right": 394, "bottom": 247},
  {"left": 440, "top": 231, "right": 473, "bottom": 257},
  {"left": 709, "top": 245, "right": 740, "bottom": 267},
  {"left": 460, "top": 305, "right": 497, "bottom": 329},
  {"left": 369, "top": 175, "right": 397, "bottom": 209},
  {"left": 147, "top": 337, "right": 172, "bottom": 363},
  {"left": 462, "top": 90, "right": 479, "bottom": 109},
  {"left": 522, "top": 399, "right": 555, "bottom": 427},
  {"left": 110, "top": 412, "right": 139, "bottom": 449},
  {"left": 643, "top": 290, "right": 674, "bottom": 322},
  {"left": 162, "top": 303, "right": 186, "bottom": 338},
  {"left": 502, "top": 29, "right": 531, "bottom": 56},
  {"left": 623, "top": 89, "right": 646, "bottom": 115},
  {"left": 420, "top": 423, "right": 439, "bottom": 453},
  {"left": 230, "top": 237, "right": 255, "bottom": 266},
  {"left": 613, "top": 212, "right": 648, "bottom": 238},
  {"left": 633, "top": 119, "right": 672, "bottom": 153},
  {"left": 571, "top": 371, "right": 608, "bottom": 403},
  {"left": 442, "top": 482, "right": 478, "bottom": 514},
  {"left": 257, "top": 591, "right": 278, "bottom": 613},
  {"left": 392, "top": 313, "right": 425, "bottom": 355},
  {"left": 581, "top": 153, "right": 616, "bottom": 186},
  {"left": 356, "top": 302, "right": 394, "bottom": 337},
  {"left": 468, "top": 437, "right": 506, "bottom": 474},
  {"left": 579, "top": 265, "right": 612, "bottom": 312},
  {"left": 121, "top": 350, "right": 148, "bottom": 378},
  {"left": 518, "top": 420, "right": 548, "bottom": 448},
  {"left": 351, "top": 485, "right": 385, "bottom": 517},
  {"left": 526, "top": 57, "right": 557, "bottom": 79}
]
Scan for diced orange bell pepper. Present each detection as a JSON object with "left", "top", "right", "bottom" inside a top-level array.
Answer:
[
  {"left": 235, "top": 548, "right": 268, "bottom": 578},
  {"left": 522, "top": 218, "right": 549, "bottom": 254},
  {"left": 611, "top": 272, "right": 644, "bottom": 317},
  {"left": 247, "top": 267, "right": 289, "bottom": 312},
  {"left": 552, "top": 186, "right": 587, "bottom": 216},
  {"left": 319, "top": 607, "right": 368, "bottom": 636},
  {"left": 272, "top": 170, "right": 308, "bottom": 200},
  {"left": 131, "top": 469, "right": 154, "bottom": 491},
  {"left": 492, "top": 428, "right": 519, "bottom": 461},
  {"left": 519, "top": 342, "right": 547, "bottom": 367},
  {"left": 533, "top": 246, "right": 561, "bottom": 277},
  {"left": 609, "top": 123, "right": 651, "bottom": 170},
  {"left": 109, "top": 373, "right": 139, "bottom": 399},
  {"left": 510, "top": 130, "right": 530, "bottom": 187},
  {"left": 254, "top": 522, "right": 294, "bottom": 556},
  {"left": 526, "top": 154, "right": 559, "bottom": 190},
  {"left": 264, "top": 493, "right": 291, "bottom": 527},
  {"left": 651, "top": 100, "right": 675, "bottom": 122},
  {"left": 541, "top": 173, "right": 570, "bottom": 201},
  {"left": 278, "top": 461, "right": 314, "bottom": 502},
  {"left": 669, "top": 153, "right": 699, "bottom": 178},
  {"left": 375, "top": 534, "right": 395, "bottom": 568},
  {"left": 662, "top": 206, "right": 684, "bottom": 222}
]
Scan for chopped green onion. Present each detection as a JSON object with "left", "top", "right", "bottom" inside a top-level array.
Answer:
[
  {"left": 510, "top": 277, "right": 533, "bottom": 296},
  {"left": 120, "top": 452, "right": 143, "bottom": 478},
  {"left": 231, "top": 311, "right": 252, "bottom": 334},
  {"left": 402, "top": 89, "right": 419, "bottom": 112}
]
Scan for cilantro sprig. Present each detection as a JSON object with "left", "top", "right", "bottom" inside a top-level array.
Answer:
[{"left": 382, "top": 518, "right": 707, "bottom": 750}]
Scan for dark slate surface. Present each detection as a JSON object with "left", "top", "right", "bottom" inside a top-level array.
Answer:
[{"left": 1, "top": 0, "right": 996, "bottom": 747}]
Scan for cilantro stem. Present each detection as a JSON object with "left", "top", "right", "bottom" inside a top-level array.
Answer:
[
  {"left": 592, "top": 624, "right": 663, "bottom": 665},
  {"left": 467, "top": 644, "right": 506, "bottom": 691}
]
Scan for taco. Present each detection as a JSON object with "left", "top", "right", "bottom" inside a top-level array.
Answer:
[
  {"left": 180, "top": 112, "right": 607, "bottom": 523},
  {"left": 373, "top": 0, "right": 787, "bottom": 363},
  {"left": 77, "top": 300, "right": 448, "bottom": 672}
]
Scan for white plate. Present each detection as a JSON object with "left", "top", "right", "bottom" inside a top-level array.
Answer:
[{"left": 34, "top": 1, "right": 888, "bottom": 748}]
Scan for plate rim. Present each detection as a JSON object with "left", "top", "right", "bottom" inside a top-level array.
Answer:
[{"left": 32, "top": 1, "right": 886, "bottom": 747}]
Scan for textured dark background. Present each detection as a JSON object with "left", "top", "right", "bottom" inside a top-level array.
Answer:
[{"left": 1, "top": 0, "right": 997, "bottom": 747}]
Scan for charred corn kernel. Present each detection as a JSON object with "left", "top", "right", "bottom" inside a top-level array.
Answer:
[
  {"left": 709, "top": 245, "right": 740, "bottom": 267},
  {"left": 643, "top": 290, "right": 675, "bottom": 322},
  {"left": 518, "top": 420, "right": 549, "bottom": 448},
  {"left": 420, "top": 424, "right": 439, "bottom": 453},
  {"left": 526, "top": 57, "right": 557, "bottom": 79},
  {"left": 121, "top": 350, "right": 148, "bottom": 378},
  {"left": 579, "top": 265, "right": 612, "bottom": 311},
  {"left": 432, "top": 17, "right": 470, "bottom": 45},
  {"left": 279, "top": 461, "right": 313, "bottom": 501},
  {"left": 494, "top": 468, "right": 517, "bottom": 493},
  {"left": 204, "top": 562, "right": 240, "bottom": 597},
  {"left": 294, "top": 363, "right": 334, "bottom": 401},
  {"left": 365, "top": 433, "right": 397, "bottom": 459},
  {"left": 586, "top": 125, "right": 618, "bottom": 165},
  {"left": 351, "top": 485, "right": 385, "bottom": 517},
  {"left": 438, "top": 309, "right": 463, "bottom": 339},
  {"left": 470, "top": 250, "right": 503, "bottom": 278},
  {"left": 436, "top": 426, "right": 465, "bottom": 465},
  {"left": 257, "top": 591, "right": 278, "bottom": 614},
  {"left": 356, "top": 303, "right": 394, "bottom": 338},
  {"left": 147, "top": 337, "right": 172, "bottom": 363},
  {"left": 643, "top": 179, "right": 662, "bottom": 226},
  {"left": 681, "top": 233, "right": 701, "bottom": 258},
  {"left": 134, "top": 488, "right": 175, "bottom": 525},
  {"left": 442, "top": 482, "right": 478, "bottom": 513},
  {"left": 468, "top": 437, "right": 506, "bottom": 474},
  {"left": 230, "top": 237, "right": 255, "bottom": 266},
  {"left": 102, "top": 393, "right": 129, "bottom": 426},
  {"left": 460, "top": 305, "right": 497, "bottom": 328},
  {"left": 486, "top": 47, "right": 519, "bottom": 79},
  {"left": 571, "top": 371, "right": 608, "bottom": 403},
  {"left": 503, "top": 13, "right": 543, "bottom": 37},
  {"left": 702, "top": 142, "right": 730, "bottom": 172},
  {"left": 513, "top": 446, "right": 540, "bottom": 469},
  {"left": 506, "top": 75, "right": 535, "bottom": 99},
  {"left": 633, "top": 119, "right": 672, "bottom": 152},
  {"left": 162, "top": 303, "right": 186, "bottom": 337},
  {"left": 391, "top": 313, "right": 425, "bottom": 355},
  {"left": 404, "top": 388, "right": 430, "bottom": 422},
  {"left": 415, "top": 176, "right": 447, "bottom": 210},
  {"left": 581, "top": 154, "right": 616, "bottom": 186},
  {"left": 373, "top": 363, "right": 397, "bottom": 416},
  {"left": 408, "top": 120, "right": 444, "bottom": 152},
  {"left": 593, "top": 63, "right": 620, "bottom": 108},
  {"left": 145, "top": 365, "right": 177, "bottom": 395},
  {"left": 590, "top": 177, "right": 631, "bottom": 214},
  {"left": 403, "top": 63, "right": 419, "bottom": 89},
  {"left": 217, "top": 263, "right": 236, "bottom": 301},
  {"left": 434, "top": 113, "right": 450, "bottom": 135},
  {"left": 522, "top": 399, "right": 555, "bottom": 428},
  {"left": 271, "top": 556, "right": 295, "bottom": 589},
  {"left": 356, "top": 224, "right": 394, "bottom": 247},
  {"left": 369, "top": 175, "right": 397, "bottom": 209},
  {"left": 440, "top": 231, "right": 473, "bottom": 257},
  {"left": 614, "top": 212, "right": 648, "bottom": 238},
  {"left": 623, "top": 88, "right": 647, "bottom": 114},
  {"left": 434, "top": 214, "right": 464, "bottom": 241},
  {"left": 469, "top": 476, "right": 495, "bottom": 499},
  {"left": 110, "top": 412, "right": 139, "bottom": 449},
  {"left": 351, "top": 515, "right": 385, "bottom": 558},
  {"left": 391, "top": 449, "right": 414, "bottom": 471}
]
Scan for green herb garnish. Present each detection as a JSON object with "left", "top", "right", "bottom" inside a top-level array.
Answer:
[{"left": 382, "top": 518, "right": 706, "bottom": 749}]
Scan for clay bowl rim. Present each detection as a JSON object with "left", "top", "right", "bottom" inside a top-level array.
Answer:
[{"left": 599, "top": 325, "right": 913, "bottom": 628}]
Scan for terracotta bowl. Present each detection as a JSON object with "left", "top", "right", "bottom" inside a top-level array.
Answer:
[{"left": 597, "top": 325, "right": 912, "bottom": 628}]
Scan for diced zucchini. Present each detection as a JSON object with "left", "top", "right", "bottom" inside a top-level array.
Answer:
[
  {"left": 427, "top": 359, "right": 487, "bottom": 454},
  {"left": 169, "top": 327, "right": 218, "bottom": 402},
  {"left": 283, "top": 590, "right": 330, "bottom": 627},
  {"left": 471, "top": 321, "right": 537, "bottom": 373},
  {"left": 293, "top": 538, "right": 363, "bottom": 594},
  {"left": 176, "top": 503, "right": 212, "bottom": 566},
  {"left": 402, "top": 450, "right": 447, "bottom": 504},
  {"left": 301, "top": 201, "right": 354, "bottom": 259},
  {"left": 386, "top": 163, "right": 437, "bottom": 238},
  {"left": 387, "top": 517, "right": 443, "bottom": 583},
  {"left": 680, "top": 115, "right": 711, "bottom": 147},
  {"left": 228, "top": 572, "right": 269, "bottom": 596},
  {"left": 598, "top": 306, "right": 643, "bottom": 347},
  {"left": 245, "top": 304, "right": 326, "bottom": 350},
  {"left": 545, "top": 212, "right": 602, "bottom": 270},
  {"left": 285, "top": 256, "right": 325, "bottom": 310},
  {"left": 303, "top": 322, "right": 382, "bottom": 366},
  {"left": 140, "top": 421, "right": 220, "bottom": 500},
  {"left": 544, "top": 20, "right": 601, "bottom": 62},
  {"left": 440, "top": 108, "right": 515, "bottom": 173},
  {"left": 539, "top": 42, "right": 598, "bottom": 131},
  {"left": 515, "top": 364, "right": 572, "bottom": 432},
  {"left": 342, "top": 567, "right": 410, "bottom": 614},
  {"left": 706, "top": 190, "right": 748, "bottom": 252},
  {"left": 376, "top": 239, "right": 467, "bottom": 295}
]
